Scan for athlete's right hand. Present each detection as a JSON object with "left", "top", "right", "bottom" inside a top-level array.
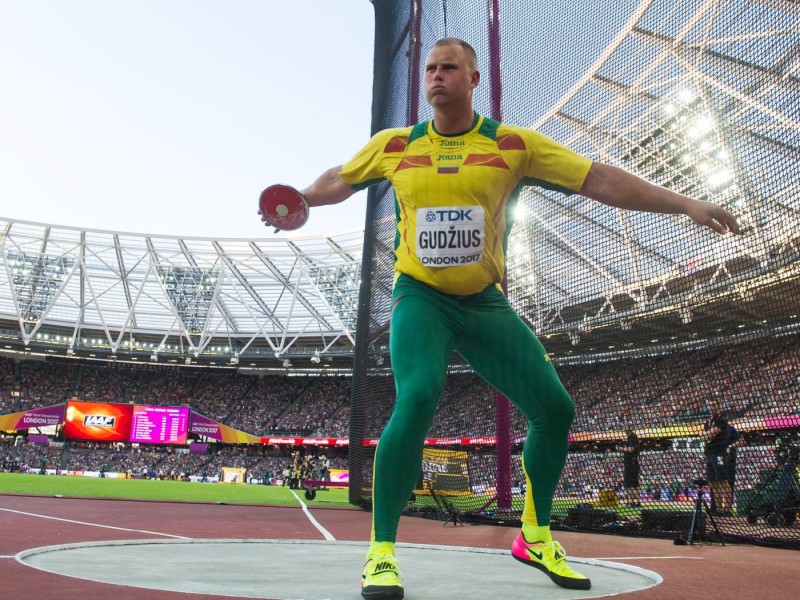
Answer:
[{"left": 258, "top": 184, "right": 310, "bottom": 233}]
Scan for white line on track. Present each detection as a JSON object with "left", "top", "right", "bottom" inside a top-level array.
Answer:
[
  {"left": 0, "top": 507, "right": 190, "bottom": 539},
  {"left": 288, "top": 489, "right": 336, "bottom": 541},
  {"left": 599, "top": 556, "right": 705, "bottom": 560}
]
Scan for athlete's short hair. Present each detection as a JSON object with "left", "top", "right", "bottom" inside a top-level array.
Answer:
[{"left": 432, "top": 37, "right": 478, "bottom": 70}]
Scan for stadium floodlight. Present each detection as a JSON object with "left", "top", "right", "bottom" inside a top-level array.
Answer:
[
  {"left": 708, "top": 169, "right": 733, "bottom": 188},
  {"left": 677, "top": 88, "right": 696, "bottom": 104}
]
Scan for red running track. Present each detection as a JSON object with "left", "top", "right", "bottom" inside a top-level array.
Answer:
[{"left": 1, "top": 493, "right": 797, "bottom": 600}]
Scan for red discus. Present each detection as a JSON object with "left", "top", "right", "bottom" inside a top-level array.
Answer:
[{"left": 258, "top": 184, "right": 310, "bottom": 231}]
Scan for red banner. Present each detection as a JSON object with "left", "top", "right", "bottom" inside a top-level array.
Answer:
[{"left": 259, "top": 436, "right": 503, "bottom": 446}]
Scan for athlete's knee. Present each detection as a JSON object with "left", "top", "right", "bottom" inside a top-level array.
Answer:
[
  {"left": 398, "top": 390, "right": 440, "bottom": 423},
  {"left": 532, "top": 388, "right": 575, "bottom": 430},
  {"left": 387, "top": 382, "right": 441, "bottom": 433},
  {"left": 555, "top": 391, "right": 575, "bottom": 426},
  {"left": 559, "top": 393, "right": 576, "bottom": 424}
]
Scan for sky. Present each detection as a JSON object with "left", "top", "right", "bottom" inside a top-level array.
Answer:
[
  {"left": 0, "top": 1, "right": 374, "bottom": 239},
  {"left": 0, "top": 1, "right": 642, "bottom": 241}
]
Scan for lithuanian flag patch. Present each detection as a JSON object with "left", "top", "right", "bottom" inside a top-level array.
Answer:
[{"left": 437, "top": 166, "right": 460, "bottom": 174}]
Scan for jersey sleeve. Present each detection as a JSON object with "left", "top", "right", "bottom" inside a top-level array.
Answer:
[
  {"left": 339, "top": 128, "right": 402, "bottom": 191},
  {"left": 517, "top": 128, "right": 593, "bottom": 195}
]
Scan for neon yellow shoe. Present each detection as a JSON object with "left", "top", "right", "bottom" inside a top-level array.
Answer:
[
  {"left": 361, "top": 553, "right": 404, "bottom": 599},
  {"left": 511, "top": 533, "right": 591, "bottom": 590}
]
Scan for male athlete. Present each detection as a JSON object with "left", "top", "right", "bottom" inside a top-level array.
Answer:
[{"left": 262, "top": 38, "right": 740, "bottom": 600}]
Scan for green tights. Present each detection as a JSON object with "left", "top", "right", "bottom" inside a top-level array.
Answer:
[{"left": 371, "top": 275, "right": 575, "bottom": 542}]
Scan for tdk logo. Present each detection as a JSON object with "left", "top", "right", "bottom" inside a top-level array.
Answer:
[
  {"left": 425, "top": 209, "right": 473, "bottom": 222},
  {"left": 84, "top": 415, "right": 116, "bottom": 428}
]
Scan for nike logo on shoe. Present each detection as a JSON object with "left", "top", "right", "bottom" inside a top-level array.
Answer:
[{"left": 530, "top": 550, "right": 543, "bottom": 560}]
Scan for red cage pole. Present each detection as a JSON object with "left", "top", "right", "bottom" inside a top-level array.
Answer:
[
  {"left": 488, "top": 0, "right": 513, "bottom": 512},
  {"left": 407, "top": 0, "right": 424, "bottom": 125}
]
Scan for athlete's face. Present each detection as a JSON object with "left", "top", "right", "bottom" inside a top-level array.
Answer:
[{"left": 423, "top": 43, "right": 479, "bottom": 109}]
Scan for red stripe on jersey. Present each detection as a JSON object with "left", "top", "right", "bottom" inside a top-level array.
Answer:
[
  {"left": 464, "top": 153, "right": 510, "bottom": 170},
  {"left": 384, "top": 135, "right": 409, "bottom": 153},
  {"left": 396, "top": 155, "right": 433, "bottom": 171},
  {"left": 497, "top": 133, "right": 526, "bottom": 151}
]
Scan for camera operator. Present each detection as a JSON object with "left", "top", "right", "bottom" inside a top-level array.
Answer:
[
  {"left": 616, "top": 428, "right": 641, "bottom": 507},
  {"left": 698, "top": 399, "right": 745, "bottom": 516},
  {"left": 319, "top": 453, "right": 330, "bottom": 491},
  {"left": 774, "top": 433, "right": 800, "bottom": 503}
]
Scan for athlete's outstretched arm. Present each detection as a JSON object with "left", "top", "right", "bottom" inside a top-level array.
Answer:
[
  {"left": 301, "top": 166, "right": 357, "bottom": 207},
  {"left": 579, "top": 161, "right": 740, "bottom": 236}
]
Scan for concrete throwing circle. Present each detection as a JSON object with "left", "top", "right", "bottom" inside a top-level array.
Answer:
[{"left": 17, "top": 539, "right": 661, "bottom": 599}]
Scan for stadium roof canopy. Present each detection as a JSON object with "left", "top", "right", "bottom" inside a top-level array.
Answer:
[
  {"left": 0, "top": 218, "right": 363, "bottom": 369},
  {"left": 2, "top": 0, "right": 799, "bottom": 368},
  {"left": 497, "top": 0, "right": 800, "bottom": 356}
]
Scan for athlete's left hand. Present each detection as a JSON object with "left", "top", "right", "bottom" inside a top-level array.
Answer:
[{"left": 686, "top": 200, "right": 741, "bottom": 235}]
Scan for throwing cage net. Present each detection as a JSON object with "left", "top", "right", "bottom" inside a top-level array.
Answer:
[{"left": 349, "top": 0, "right": 800, "bottom": 549}]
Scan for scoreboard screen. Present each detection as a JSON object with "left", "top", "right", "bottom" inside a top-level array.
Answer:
[
  {"left": 129, "top": 405, "right": 190, "bottom": 445},
  {"left": 64, "top": 401, "right": 133, "bottom": 442}
]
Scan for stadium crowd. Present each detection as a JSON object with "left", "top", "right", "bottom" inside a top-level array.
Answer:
[
  {"left": 0, "top": 431, "right": 789, "bottom": 511},
  {"left": 1, "top": 333, "right": 798, "bottom": 497}
]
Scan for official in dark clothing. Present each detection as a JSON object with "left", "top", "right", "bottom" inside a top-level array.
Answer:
[
  {"left": 699, "top": 400, "right": 745, "bottom": 515},
  {"left": 619, "top": 429, "right": 641, "bottom": 507}
]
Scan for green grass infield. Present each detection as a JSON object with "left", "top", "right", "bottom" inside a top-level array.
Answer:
[
  {"left": 0, "top": 472, "right": 353, "bottom": 507},
  {"left": 1, "top": 474, "right": 691, "bottom": 518}
]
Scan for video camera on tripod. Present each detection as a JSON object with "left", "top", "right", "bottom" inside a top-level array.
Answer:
[
  {"left": 742, "top": 433, "right": 800, "bottom": 527},
  {"left": 674, "top": 476, "right": 724, "bottom": 546},
  {"left": 775, "top": 434, "right": 800, "bottom": 465}
]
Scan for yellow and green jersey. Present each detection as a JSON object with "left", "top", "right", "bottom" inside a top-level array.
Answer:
[{"left": 339, "top": 113, "right": 592, "bottom": 296}]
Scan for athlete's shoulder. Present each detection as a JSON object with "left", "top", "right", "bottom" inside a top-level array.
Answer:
[
  {"left": 368, "top": 125, "right": 421, "bottom": 153},
  {"left": 376, "top": 125, "right": 416, "bottom": 137},
  {"left": 494, "top": 122, "right": 555, "bottom": 149},
  {"left": 472, "top": 117, "right": 539, "bottom": 151}
]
